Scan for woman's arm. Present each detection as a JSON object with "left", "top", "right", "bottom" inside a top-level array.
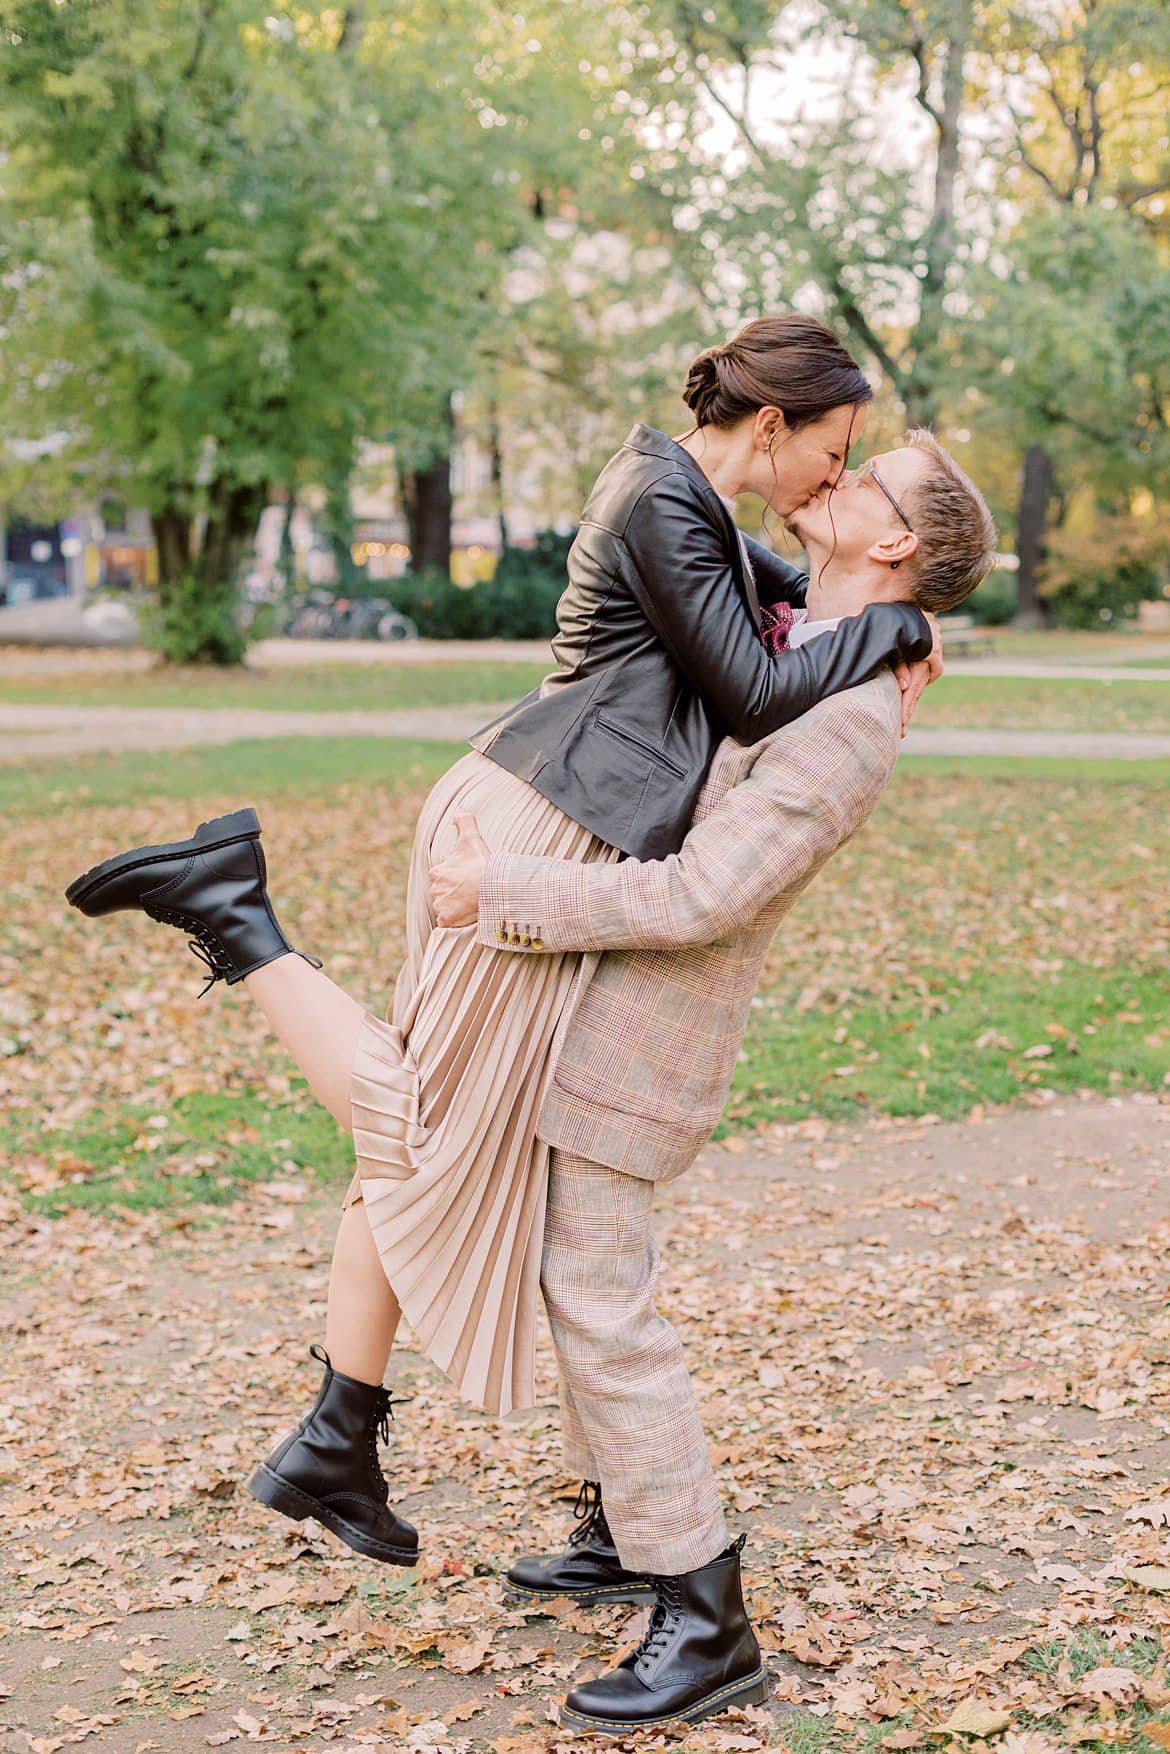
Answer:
[
  {"left": 742, "top": 535, "right": 808, "bottom": 608},
  {"left": 622, "top": 477, "right": 932, "bottom": 745}
]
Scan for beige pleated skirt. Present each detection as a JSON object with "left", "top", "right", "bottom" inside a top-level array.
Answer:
[{"left": 340, "top": 749, "right": 622, "bottom": 1418}]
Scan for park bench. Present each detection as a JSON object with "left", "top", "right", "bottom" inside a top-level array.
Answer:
[{"left": 938, "top": 611, "right": 995, "bottom": 658}]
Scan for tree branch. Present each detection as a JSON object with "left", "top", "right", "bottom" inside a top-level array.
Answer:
[
  {"left": 182, "top": 0, "right": 219, "bottom": 84},
  {"left": 910, "top": 39, "right": 941, "bottom": 128},
  {"left": 827, "top": 273, "right": 907, "bottom": 392}
]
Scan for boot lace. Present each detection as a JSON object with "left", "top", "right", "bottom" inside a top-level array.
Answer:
[
  {"left": 633, "top": 1575, "right": 687, "bottom": 1665},
  {"left": 567, "top": 1478, "right": 607, "bottom": 1549},
  {"left": 144, "top": 904, "right": 233, "bottom": 998},
  {"left": 368, "top": 1384, "right": 413, "bottom": 1488}
]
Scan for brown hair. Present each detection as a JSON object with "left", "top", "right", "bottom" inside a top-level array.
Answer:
[
  {"left": 681, "top": 314, "right": 872, "bottom": 434},
  {"left": 902, "top": 429, "right": 999, "bottom": 613}
]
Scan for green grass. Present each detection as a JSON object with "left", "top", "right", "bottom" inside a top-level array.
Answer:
[
  {"left": 1014, "top": 1630, "right": 1170, "bottom": 1752},
  {"left": 917, "top": 674, "right": 1170, "bottom": 734},
  {"left": 0, "top": 734, "right": 461, "bottom": 813},
  {"left": 721, "top": 963, "right": 1170, "bottom": 1131},
  {"left": 0, "top": 657, "right": 548, "bottom": 712},
  {"left": 1, "top": 1082, "right": 353, "bottom": 1216}
]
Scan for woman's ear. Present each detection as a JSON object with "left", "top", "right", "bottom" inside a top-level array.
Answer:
[{"left": 757, "top": 405, "right": 786, "bottom": 450}]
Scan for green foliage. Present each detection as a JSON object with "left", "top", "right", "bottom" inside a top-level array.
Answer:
[
  {"left": 0, "top": 0, "right": 655, "bottom": 657},
  {"left": 389, "top": 530, "right": 572, "bottom": 639},
  {"left": 387, "top": 569, "right": 493, "bottom": 640},
  {"left": 967, "top": 568, "right": 1018, "bottom": 626},
  {"left": 1041, "top": 507, "right": 1170, "bottom": 630},
  {"left": 138, "top": 573, "right": 248, "bottom": 666},
  {"left": 478, "top": 528, "right": 574, "bottom": 637}
]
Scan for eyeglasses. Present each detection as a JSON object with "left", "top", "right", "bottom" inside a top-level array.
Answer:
[{"left": 859, "top": 458, "right": 914, "bottom": 533}]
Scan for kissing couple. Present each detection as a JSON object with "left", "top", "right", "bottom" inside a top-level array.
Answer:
[{"left": 66, "top": 312, "right": 996, "bottom": 1736}]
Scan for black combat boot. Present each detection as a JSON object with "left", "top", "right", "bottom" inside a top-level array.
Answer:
[
  {"left": 504, "top": 1480, "right": 656, "bottom": 1606},
  {"left": 246, "top": 1345, "right": 419, "bottom": 1566},
  {"left": 558, "top": 1533, "right": 767, "bottom": 1734},
  {"left": 64, "top": 807, "right": 322, "bottom": 996}
]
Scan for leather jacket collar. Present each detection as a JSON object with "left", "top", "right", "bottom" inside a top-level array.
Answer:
[{"left": 621, "top": 424, "right": 761, "bottom": 627}]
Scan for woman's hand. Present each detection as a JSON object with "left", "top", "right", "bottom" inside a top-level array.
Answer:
[
  {"left": 429, "top": 813, "right": 490, "bottom": 927},
  {"left": 893, "top": 610, "right": 943, "bottom": 737}
]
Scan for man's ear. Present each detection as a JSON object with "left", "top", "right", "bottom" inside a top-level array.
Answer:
[{"left": 868, "top": 528, "right": 918, "bottom": 570}]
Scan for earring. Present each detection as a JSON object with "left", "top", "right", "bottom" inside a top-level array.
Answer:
[{"left": 890, "top": 560, "right": 901, "bottom": 570}]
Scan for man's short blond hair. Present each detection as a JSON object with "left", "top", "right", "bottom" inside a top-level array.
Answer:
[{"left": 903, "top": 429, "right": 998, "bottom": 613}]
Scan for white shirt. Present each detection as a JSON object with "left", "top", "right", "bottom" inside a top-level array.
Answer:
[{"left": 787, "top": 609, "right": 843, "bottom": 648}]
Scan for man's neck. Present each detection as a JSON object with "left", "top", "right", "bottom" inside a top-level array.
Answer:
[{"left": 803, "top": 566, "right": 906, "bottom": 622}]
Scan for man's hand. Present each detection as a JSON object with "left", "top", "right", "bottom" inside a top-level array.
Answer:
[
  {"left": 429, "top": 813, "right": 490, "bottom": 927},
  {"left": 894, "top": 610, "right": 943, "bottom": 736}
]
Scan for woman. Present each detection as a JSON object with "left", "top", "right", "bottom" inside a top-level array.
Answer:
[{"left": 64, "top": 314, "right": 935, "bottom": 1569}]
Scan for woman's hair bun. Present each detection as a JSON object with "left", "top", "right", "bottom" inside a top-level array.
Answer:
[
  {"left": 681, "top": 348, "right": 725, "bottom": 423},
  {"left": 680, "top": 315, "right": 871, "bottom": 433}
]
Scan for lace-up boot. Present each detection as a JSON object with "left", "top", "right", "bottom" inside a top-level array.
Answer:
[
  {"left": 558, "top": 1533, "right": 766, "bottom": 1733},
  {"left": 64, "top": 807, "right": 322, "bottom": 997},
  {"left": 504, "top": 1480, "right": 655, "bottom": 1606},
  {"left": 246, "top": 1345, "right": 419, "bottom": 1566}
]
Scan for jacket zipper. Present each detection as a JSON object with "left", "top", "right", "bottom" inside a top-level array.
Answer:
[{"left": 594, "top": 711, "right": 687, "bottom": 780}]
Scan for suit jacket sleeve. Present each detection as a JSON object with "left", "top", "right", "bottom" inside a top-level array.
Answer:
[
  {"left": 621, "top": 477, "right": 930, "bottom": 744},
  {"left": 476, "top": 689, "right": 898, "bottom": 955}
]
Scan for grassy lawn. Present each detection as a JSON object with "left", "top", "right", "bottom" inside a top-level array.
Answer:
[
  {"left": 0, "top": 656, "right": 550, "bottom": 712},
  {"left": 915, "top": 673, "right": 1170, "bottom": 734},
  {"left": 970, "top": 626, "right": 1170, "bottom": 662},
  {"left": 6, "top": 648, "right": 1170, "bottom": 736},
  {"left": 7, "top": 736, "right": 1168, "bottom": 1214}
]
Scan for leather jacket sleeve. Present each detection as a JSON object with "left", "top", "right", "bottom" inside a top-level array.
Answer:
[
  {"left": 623, "top": 477, "right": 933, "bottom": 745},
  {"left": 743, "top": 535, "right": 808, "bottom": 608}
]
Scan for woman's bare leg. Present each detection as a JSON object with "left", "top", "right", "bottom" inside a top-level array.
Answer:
[
  {"left": 243, "top": 954, "right": 401, "bottom": 1384},
  {"left": 325, "top": 1202, "right": 402, "bottom": 1384},
  {"left": 244, "top": 955, "right": 368, "bottom": 1132}
]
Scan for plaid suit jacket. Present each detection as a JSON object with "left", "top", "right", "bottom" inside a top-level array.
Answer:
[{"left": 476, "top": 672, "right": 903, "bottom": 1180}]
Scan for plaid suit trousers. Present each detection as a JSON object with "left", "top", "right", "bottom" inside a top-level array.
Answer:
[{"left": 541, "top": 1148, "right": 728, "bottom": 1575}]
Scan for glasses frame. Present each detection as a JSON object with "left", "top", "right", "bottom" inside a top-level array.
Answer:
[{"left": 861, "top": 459, "right": 915, "bottom": 533}]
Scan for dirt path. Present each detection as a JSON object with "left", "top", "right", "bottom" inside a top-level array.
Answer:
[
  {"left": 6, "top": 700, "right": 1170, "bottom": 766},
  {"left": 5, "top": 635, "right": 1170, "bottom": 679},
  {"left": 5, "top": 1092, "right": 1170, "bottom": 1752}
]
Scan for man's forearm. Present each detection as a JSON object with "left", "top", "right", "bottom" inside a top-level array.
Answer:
[{"left": 476, "top": 781, "right": 849, "bottom": 956}]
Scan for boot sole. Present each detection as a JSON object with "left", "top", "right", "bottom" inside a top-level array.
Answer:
[
  {"left": 557, "top": 1666, "right": 768, "bottom": 1735},
  {"left": 245, "top": 1464, "right": 419, "bottom": 1568},
  {"left": 65, "top": 808, "right": 262, "bottom": 912},
  {"left": 502, "top": 1575, "right": 657, "bottom": 1607}
]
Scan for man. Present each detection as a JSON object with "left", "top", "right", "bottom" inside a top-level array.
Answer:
[{"left": 428, "top": 429, "right": 997, "bottom": 1736}]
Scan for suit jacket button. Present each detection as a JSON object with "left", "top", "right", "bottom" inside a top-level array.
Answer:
[
  {"left": 522, "top": 935, "right": 532, "bottom": 946},
  {"left": 510, "top": 932, "right": 521, "bottom": 944},
  {"left": 497, "top": 929, "right": 508, "bottom": 943},
  {"left": 531, "top": 938, "right": 545, "bottom": 949}
]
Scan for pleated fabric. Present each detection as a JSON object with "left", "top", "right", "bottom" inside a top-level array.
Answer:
[{"left": 343, "top": 750, "right": 622, "bottom": 1417}]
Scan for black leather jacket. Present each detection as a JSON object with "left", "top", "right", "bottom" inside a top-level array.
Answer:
[{"left": 470, "top": 422, "right": 932, "bottom": 860}]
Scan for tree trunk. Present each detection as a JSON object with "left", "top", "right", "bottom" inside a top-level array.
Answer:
[
  {"left": 198, "top": 479, "right": 268, "bottom": 595},
  {"left": 1015, "top": 443, "right": 1053, "bottom": 626},
  {"left": 322, "top": 461, "right": 362, "bottom": 592},
  {"left": 153, "top": 506, "right": 192, "bottom": 595},
  {"left": 400, "top": 393, "right": 454, "bottom": 574},
  {"left": 488, "top": 398, "right": 509, "bottom": 553},
  {"left": 905, "top": 1, "right": 971, "bottom": 426}
]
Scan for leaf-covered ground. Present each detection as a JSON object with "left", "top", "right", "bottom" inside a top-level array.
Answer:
[
  {"left": 6, "top": 1098, "right": 1170, "bottom": 1754},
  {"left": 5, "top": 745, "right": 1170, "bottom": 1750}
]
